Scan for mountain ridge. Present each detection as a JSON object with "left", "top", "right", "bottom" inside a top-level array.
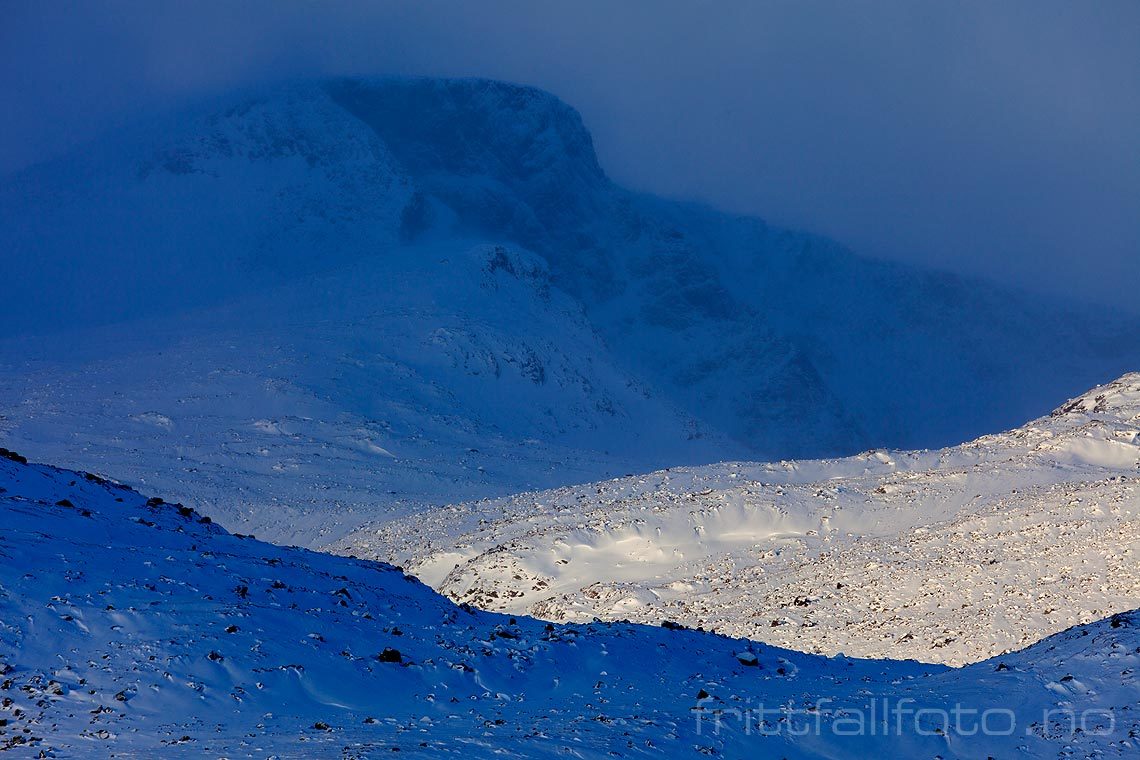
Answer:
[
  {"left": 2, "top": 77, "right": 1137, "bottom": 522},
  {"left": 340, "top": 372, "right": 1140, "bottom": 666}
]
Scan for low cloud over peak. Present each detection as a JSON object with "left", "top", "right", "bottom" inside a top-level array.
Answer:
[{"left": 4, "top": 1, "right": 1138, "bottom": 308}]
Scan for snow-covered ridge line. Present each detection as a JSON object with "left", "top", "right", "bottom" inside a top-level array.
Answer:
[
  {"left": 337, "top": 373, "right": 1140, "bottom": 667},
  {"left": 2, "top": 449, "right": 1139, "bottom": 757},
  {"left": 4, "top": 76, "right": 1138, "bottom": 477}
]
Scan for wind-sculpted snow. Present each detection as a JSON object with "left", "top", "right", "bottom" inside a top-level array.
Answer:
[
  {"left": 3, "top": 73, "right": 1139, "bottom": 758},
  {"left": 2, "top": 452, "right": 1139, "bottom": 757},
  {"left": 340, "top": 374, "right": 1140, "bottom": 667}
]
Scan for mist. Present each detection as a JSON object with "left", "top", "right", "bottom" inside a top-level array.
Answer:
[{"left": 4, "top": 0, "right": 1138, "bottom": 308}]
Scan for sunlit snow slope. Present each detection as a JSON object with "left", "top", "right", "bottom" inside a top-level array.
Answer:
[
  {"left": 2, "top": 77, "right": 1138, "bottom": 544},
  {"left": 340, "top": 374, "right": 1140, "bottom": 667},
  {"left": 2, "top": 451, "right": 1139, "bottom": 757}
]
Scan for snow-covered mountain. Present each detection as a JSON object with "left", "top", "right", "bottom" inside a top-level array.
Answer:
[
  {"left": 2, "top": 78, "right": 1138, "bottom": 543},
  {"left": 0, "top": 239, "right": 718, "bottom": 547},
  {"left": 339, "top": 373, "right": 1140, "bottom": 667},
  {"left": 3, "top": 450, "right": 1138, "bottom": 757}
]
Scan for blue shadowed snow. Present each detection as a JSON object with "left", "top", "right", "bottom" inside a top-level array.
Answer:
[
  {"left": 2, "top": 452, "right": 1138, "bottom": 757},
  {"left": 1, "top": 77, "right": 1137, "bottom": 540}
]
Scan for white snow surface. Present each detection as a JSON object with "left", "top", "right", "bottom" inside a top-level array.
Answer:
[
  {"left": 2, "top": 78, "right": 1139, "bottom": 549},
  {"left": 0, "top": 240, "right": 717, "bottom": 547},
  {"left": 338, "top": 374, "right": 1140, "bottom": 667},
  {"left": 2, "top": 76, "right": 1139, "bottom": 756},
  {"left": 2, "top": 452, "right": 1139, "bottom": 757}
]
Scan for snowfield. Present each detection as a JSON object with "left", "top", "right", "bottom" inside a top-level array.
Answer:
[
  {"left": 0, "top": 241, "right": 718, "bottom": 549},
  {"left": 2, "top": 450, "right": 1139, "bottom": 757},
  {"left": 337, "top": 374, "right": 1140, "bottom": 667},
  {"left": 3, "top": 78, "right": 1139, "bottom": 551},
  {"left": 2, "top": 75, "right": 1139, "bottom": 757}
]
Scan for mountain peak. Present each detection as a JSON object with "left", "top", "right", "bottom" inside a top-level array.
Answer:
[
  {"left": 326, "top": 77, "right": 609, "bottom": 250},
  {"left": 327, "top": 77, "right": 605, "bottom": 183},
  {"left": 3, "top": 76, "right": 1137, "bottom": 470}
]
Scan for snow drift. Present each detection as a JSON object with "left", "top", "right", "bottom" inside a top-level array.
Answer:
[{"left": 2, "top": 451, "right": 1138, "bottom": 757}]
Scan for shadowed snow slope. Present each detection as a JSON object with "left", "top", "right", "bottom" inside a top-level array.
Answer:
[
  {"left": 2, "top": 452, "right": 1139, "bottom": 757},
  {"left": 339, "top": 373, "right": 1140, "bottom": 667},
  {"left": 2, "top": 78, "right": 1138, "bottom": 544},
  {"left": 0, "top": 241, "right": 718, "bottom": 547}
]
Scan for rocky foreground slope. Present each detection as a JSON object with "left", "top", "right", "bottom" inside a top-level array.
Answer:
[
  {"left": 338, "top": 374, "right": 1140, "bottom": 667},
  {"left": 2, "top": 450, "right": 1139, "bottom": 757}
]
